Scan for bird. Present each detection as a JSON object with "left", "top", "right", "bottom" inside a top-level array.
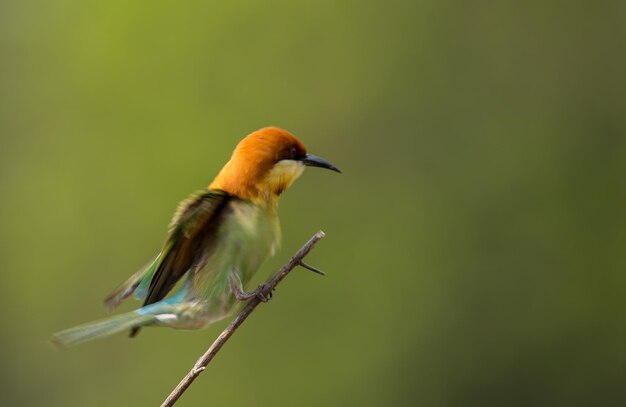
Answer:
[{"left": 52, "top": 127, "right": 340, "bottom": 348}]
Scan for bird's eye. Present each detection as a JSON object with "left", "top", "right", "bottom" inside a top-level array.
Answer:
[{"left": 290, "top": 147, "right": 297, "bottom": 158}]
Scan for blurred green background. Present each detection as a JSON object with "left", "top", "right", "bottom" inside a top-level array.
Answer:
[{"left": 1, "top": 1, "right": 625, "bottom": 406}]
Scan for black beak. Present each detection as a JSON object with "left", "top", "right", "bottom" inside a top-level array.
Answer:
[{"left": 301, "top": 154, "right": 342, "bottom": 173}]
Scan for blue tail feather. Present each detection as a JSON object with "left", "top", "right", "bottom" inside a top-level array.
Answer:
[{"left": 51, "top": 311, "right": 158, "bottom": 349}]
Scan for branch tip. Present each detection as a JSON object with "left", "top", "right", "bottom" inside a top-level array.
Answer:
[{"left": 299, "top": 261, "right": 326, "bottom": 276}]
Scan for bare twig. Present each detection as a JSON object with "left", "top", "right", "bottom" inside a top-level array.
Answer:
[{"left": 160, "top": 231, "right": 327, "bottom": 407}]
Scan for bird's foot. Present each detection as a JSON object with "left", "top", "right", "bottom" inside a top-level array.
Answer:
[
  {"left": 234, "top": 284, "right": 273, "bottom": 303},
  {"left": 254, "top": 283, "right": 273, "bottom": 303}
]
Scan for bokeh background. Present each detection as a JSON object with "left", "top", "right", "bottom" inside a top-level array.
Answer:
[{"left": 1, "top": 1, "right": 625, "bottom": 406}]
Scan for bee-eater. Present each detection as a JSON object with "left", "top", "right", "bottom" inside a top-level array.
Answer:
[{"left": 52, "top": 127, "right": 340, "bottom": 347}]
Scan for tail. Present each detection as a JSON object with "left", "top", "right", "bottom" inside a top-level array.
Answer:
[
  {"left": 103, "top": 253, "right": 161, "bottom": 311},
  {"left": 51, "top": 311, "right": 158, "bottom": 349}
]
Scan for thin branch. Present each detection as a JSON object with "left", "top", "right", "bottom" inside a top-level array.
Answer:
[{"left": 160, "top": 231, "right": 327, "bottom": 407}]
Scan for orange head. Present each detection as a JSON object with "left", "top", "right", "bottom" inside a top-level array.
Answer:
[{"left": 209, "top": 127, "right": 340, "bottom": 204}]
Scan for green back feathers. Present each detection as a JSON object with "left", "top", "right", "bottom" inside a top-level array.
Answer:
[
  {"left": 103, "top": 190, "right": 231, "bottom": 311},
  {"left": 142, "top": 190, "right": 231, "bottom": 306}
]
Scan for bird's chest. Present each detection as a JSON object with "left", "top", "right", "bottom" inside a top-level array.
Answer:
[{"left": 223, "top": 201, "right": 280, "bottom": 281}]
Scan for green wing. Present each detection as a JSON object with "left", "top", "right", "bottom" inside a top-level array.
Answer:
[
  {"left": 102, "top": 189, "right": 230, "bottom": 311},
  {"left": 103, "top": 253, "right": 161, "bottom": 311},
  {"left": 142, "top": 189, "right": 231, "bottom": 307}
]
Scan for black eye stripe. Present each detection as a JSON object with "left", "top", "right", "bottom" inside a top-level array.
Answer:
[{"left": 277, "top": 145, "right": 302, "bottom": 162}]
